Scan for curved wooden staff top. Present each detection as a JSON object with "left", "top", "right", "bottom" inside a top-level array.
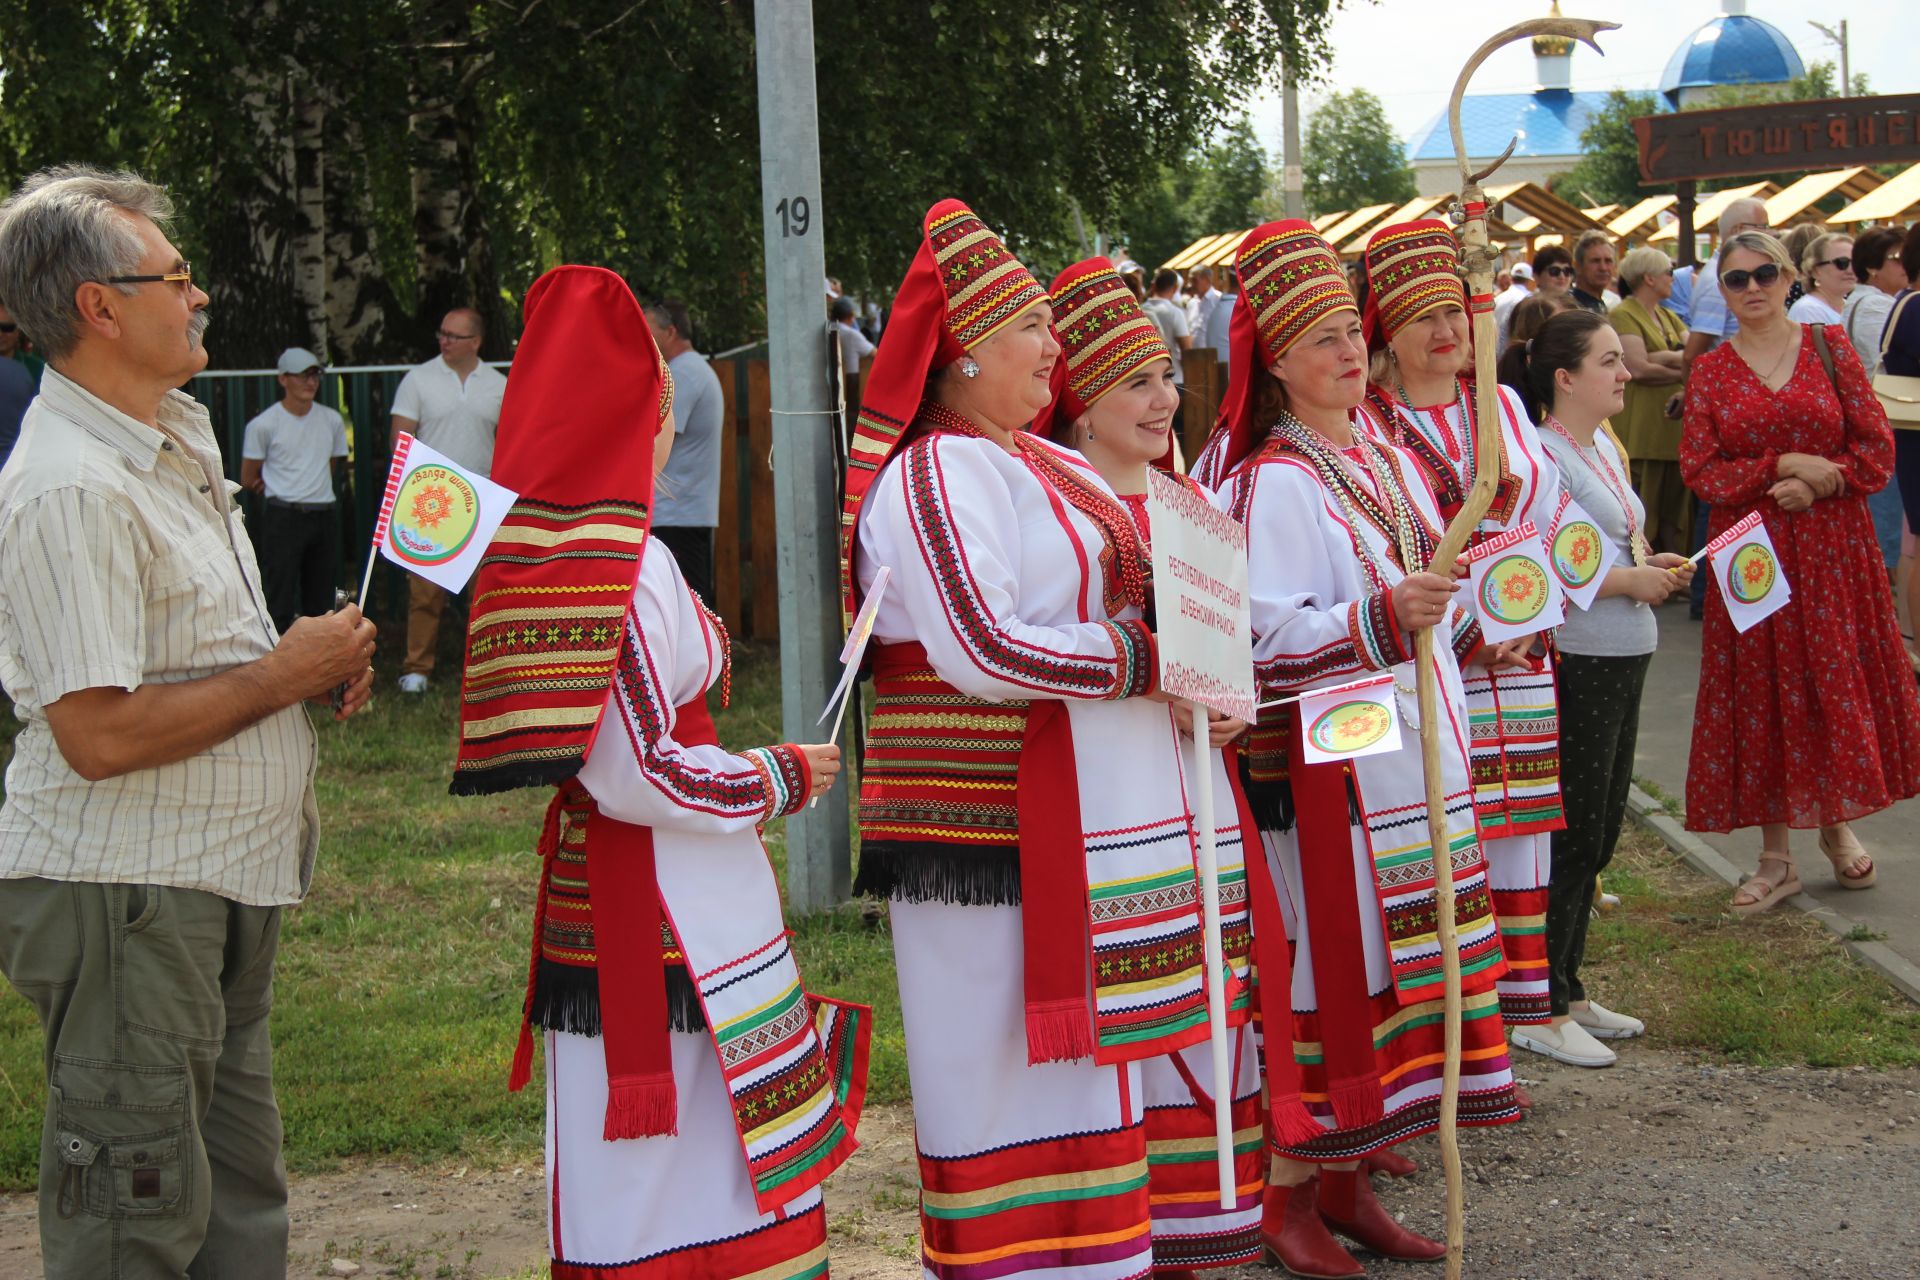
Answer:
[{"left": 1418, "top": 17, "right": 1616, "bottom": 1279}]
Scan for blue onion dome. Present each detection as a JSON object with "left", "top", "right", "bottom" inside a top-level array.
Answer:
[{"left": 1660, "top": 2, "right": 1805, "bottom": 106}]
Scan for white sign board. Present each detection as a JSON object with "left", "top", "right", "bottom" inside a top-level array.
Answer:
[{"left": 1146, "top": 470, "right": 1256, "bottom": 723}]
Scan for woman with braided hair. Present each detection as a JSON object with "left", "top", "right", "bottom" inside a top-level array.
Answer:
[{"left": 1194, "top": 222, "right": 1520, "bottom": 1278}]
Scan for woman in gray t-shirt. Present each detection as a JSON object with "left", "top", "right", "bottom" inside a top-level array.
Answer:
[{"left": 1514, "top": 312, "right": 1697, "bottom": 1072}]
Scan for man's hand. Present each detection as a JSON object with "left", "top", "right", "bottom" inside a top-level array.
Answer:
[
  {"left": 314, "top": 665, "right": 376, "bottom": 721},
  {"left": 271, "top": 606, "right": 376, "bottom": 704}
]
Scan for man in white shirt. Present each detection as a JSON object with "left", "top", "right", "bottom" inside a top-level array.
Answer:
[
  {"left": 1189, "top": 266, "right": 1223, "bottom": 350},
  {"left": 391, "top": 307, "right": 507, "bottom": 692},
  {"left": 1140, "top": 269, "right": 1193, "bottom": 385},
  {"left": 0, "top": 164, "right": 375, "bottom": 1279},
  {"left": 1492, "top": 261, "right": 1534, "bottom": 352},
  {"left": 243, "top": 347, "right": 348, "bottom": 633},
  {"left": 644, "top": 298, "right": 725, "bottom": 603},
  {"left": 832, "top": 295, "right": 875, "bottom": 377}
]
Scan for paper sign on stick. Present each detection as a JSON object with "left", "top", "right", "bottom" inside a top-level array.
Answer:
[
  {"left": 819, "top": 567, "right": 891, "bottom": 729},
  {"left": 1146, "top": 471, "right": 1256, "bottom": 723},
  {"left": 1299, "top": 673, "right": 1404, "bottom": 764},
  {"left": 1463, "top": 520, "right": 1564, "bottom": 642},
  {"left": 372, "top": 433, "right": 518, "bottom": 593},
  {"left": 1706, "top": 510, "right": 1791, "bottom": 633},
  {"left": 1545, "top": 496, "right": 1618, "bottom": 613}
]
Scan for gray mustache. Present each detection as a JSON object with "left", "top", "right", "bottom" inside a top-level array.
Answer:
[{"left": 188, "top": 309, "right": 211, "bottom": 348}]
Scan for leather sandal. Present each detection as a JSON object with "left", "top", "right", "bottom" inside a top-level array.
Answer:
[
  {"left": 1818, "top": 827, "right": 1877, "bottom": 890},
  {"left": 1261, "top": 1178, "right": 1364, "bottom": 1279},
  {"left": 1732, "top": 853, "right": 1802, "bottom": 916},
  {"left": 1317, "top": 1166, "right": 1447, "bottom": 1262}
]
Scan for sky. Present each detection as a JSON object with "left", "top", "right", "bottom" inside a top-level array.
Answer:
[{"left": 1245, "top": 0, "right": 1915, "bottom": 161}]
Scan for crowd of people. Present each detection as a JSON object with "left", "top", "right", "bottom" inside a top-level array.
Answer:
[{"left": 0, "top": 160, "right": 1917, "bottom": 1280}]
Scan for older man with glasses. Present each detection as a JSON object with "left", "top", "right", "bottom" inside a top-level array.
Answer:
[
  {"left": 390, "top": 306, "right": 507, "bottom": 693},
  {"left": 0, "top": 164, "right": 376, "bottom": 1278}
]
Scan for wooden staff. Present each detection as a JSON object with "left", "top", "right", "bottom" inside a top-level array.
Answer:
[{"left": 1425, "top": 17, "right": 1617, "bottom": 1279}]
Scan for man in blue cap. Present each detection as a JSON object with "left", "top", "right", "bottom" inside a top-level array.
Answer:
[{"left": 242, "top": 347, "right": 348, "bottom": 633}]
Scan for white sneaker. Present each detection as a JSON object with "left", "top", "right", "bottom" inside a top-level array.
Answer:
[
  {"left": 1512, "top": 1020, "right": 1617, "bottom": 1068},
  {"left": 1570, "top": 1000, "right": 1644, "bottom": 1040},
  {"left": 398, "top": 673, "right": 429, "bottom": 694}
]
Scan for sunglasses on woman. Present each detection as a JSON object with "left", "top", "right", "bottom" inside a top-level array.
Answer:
[
  {"left": 1540, "top": 265, "right": 1573, "bottom": 279},
  {"left": 1819, "top": 256, "right": 1853, "bottom": 272},
  {"left": 1722, "top": 263, "right": 1782, "bottom": 291}
]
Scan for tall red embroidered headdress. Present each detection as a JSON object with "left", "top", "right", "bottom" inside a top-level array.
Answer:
[
  {"left": 1039, "top": 256, "right": 1177, "bottom": 467},
  {"left": 1192, "top": 220, "right": 1357, "bottom": 488},
  {"left": 1362, "top": 218, "right": 1467, "bottom": 348},
  {"left": 838, "top": 198, "right": 1047, "bottom": 623},
  {"left": 451, "top": 265, "right": 670, "bottom": 795}
]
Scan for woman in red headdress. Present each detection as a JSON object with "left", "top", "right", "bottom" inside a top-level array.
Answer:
[
  {"left": 1194, "top": 222, "right": 1521, "bottom": 1278},
  {"left": 452, "top": 267, "right": 869, "bottom": 1280},
  {"left": 844, "top": 203, "right": 1301, "bottom": 1280},
  {"left": 1360, "top": 220, "right": 1568, "bottom": 1040},
  {"left": 1042, "top": 256, "right": 1285, "bottom": 1275}
]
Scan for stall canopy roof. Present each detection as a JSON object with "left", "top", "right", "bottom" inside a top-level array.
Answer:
[
  {"left": 1162, "top": 232, "right": 1242, "bottom": 271},
  {"left": 1607, "top": 194, "right": 1677, "bottom": 241},
  {"left": 1337, "top": 193, "right": 1457, "bottom": 254},
  {"left": 1483, "top": 182, "right": 1607, "bottom": 236},
  {"left": 1766, "top": 168, "right": 1885, "bottom": 226},
  {"left": 1831, "top": 163, "right": 1920, "bottom": 225},
  {"left": 1648, "top": 181, "right": 1779, "bottom": 243}
]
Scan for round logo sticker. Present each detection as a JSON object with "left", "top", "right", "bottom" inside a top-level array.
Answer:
[
  {"left": 388, "top": 464, "right": 481, "bottom": 566},
  {"left": 1549, "top": 520, "right": 1604, "bottom": 591},
  {"left": 1728, "top": 541, "right": 1777, "bottom": 603},
  {"left": 1478, "top": 553, "right": 1551, "bottom": 626},
  {"left": 1308, "top": 699, "right": 1395, "bottom": 755}
]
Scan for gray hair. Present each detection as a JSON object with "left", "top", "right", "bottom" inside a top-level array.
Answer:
[
  {"left": 1571, "top": 229, "right": 1615, "bottom": 265},
  {"left": 1718, "top": 231, "right": 1795, "bottom": 281},
  {"left": 0, "top": 165, "right": 175, "bottom": 362},
  {"left": 1717, "top": 197, "right": 1769, "bottom": 239},
  {"left": 1618, "top": 246, "right": 1674, "bottom": 293}
]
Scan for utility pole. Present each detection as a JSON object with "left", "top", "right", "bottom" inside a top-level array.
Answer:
[
  {"left": 1282, "top": 71, "right": 1306, "bottom": 219},
  {"left": 1809, "top": 20, "right": 1850, "bottom": 96},
  {"left": 753, "top": 0, "right": 851, "bottom": 913}
]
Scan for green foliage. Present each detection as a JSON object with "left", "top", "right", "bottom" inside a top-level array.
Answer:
[
  {"left": 1301, "top": 88, "right": 1415, "bottom": 215},
  {"left": 1702, "top": 59, "right": 1871, "bottom": 110},
  {"left": 0, "top": 1, "right": 1342, "bottom": 363},
  {"left": 1110, "top": 116, "right": 1274, "bottom": 274},
  {"left": 1556, "top": 90, "right": 1663, "bottom": 209}
]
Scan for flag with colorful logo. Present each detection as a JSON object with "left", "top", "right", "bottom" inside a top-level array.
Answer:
[
  {"left": 371, "top": 432, "right": 519, "bottom": 593},
  {"left": 1296, "top": 673, "right": 1404, "bottom": 765},
  {"left": 1463, "top": 520, "right": 1564, "bottom": 642},
  {"left": 1545, "top": 494, "right": 1618, "bottom": 612},
  {"left": 1707, "top": 510, "right": 1791, "bottom": 633}
]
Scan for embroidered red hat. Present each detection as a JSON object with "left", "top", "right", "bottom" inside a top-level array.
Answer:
[
  {"left": 1192, "top": 220, "right": 1356, "bottom": 487},
  {"left": 839, "top": 198, "right": 1048, "bottom": 621},
  {"left": 1041, "top": 256, "right": 1174, "bottom": 436},
  {"left": 451, "top": 265, "right": 672, "bottom": 795},
  {"left": 1362, "top": 219, "right": 1467, "bottom": 347}
]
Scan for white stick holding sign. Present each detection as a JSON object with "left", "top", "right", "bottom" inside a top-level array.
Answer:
[
  {"left": 361, "top": 432, "right": 520, "bottom": 600},
  {"left": 1462, "top": 520, "right": 1564, "bottom": 642},
  {"left": 813, "top": 568, "right": 892, "bottom": 807},
  {"left": 1705, "top": 510, "right": 1791, "bottom": 633},
  {"left": 1146, "top": 469, "right": 1255, "bottom": 1210},
  {"left": 1545, "top": 496, "right": 1618, "bottom": 613}
]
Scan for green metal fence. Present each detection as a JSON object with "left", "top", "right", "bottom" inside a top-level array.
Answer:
[{"left": 184, "top": 363, "right": 508, "bottom": 620}]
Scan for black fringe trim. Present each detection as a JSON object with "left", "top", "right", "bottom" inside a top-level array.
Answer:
[
  {"left": 448, "top": 758, "right": 580, "bottom": 798},
  {"left": 526, "top": 957, "right": 707, "bottom": 1035},
  {"left": 1234, "top": 756, "right": 1361, "bottom": 833},
  {"left": 853, "top": 842, "right": 1024, "bottom": 906}
]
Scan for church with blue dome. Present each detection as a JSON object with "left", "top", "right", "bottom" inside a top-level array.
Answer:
[{"left": 1406, "top": 0, "right": 1806, "bottom": 197}]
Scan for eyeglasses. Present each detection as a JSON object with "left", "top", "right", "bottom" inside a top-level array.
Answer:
[
  {"left": 106, "top": 263, "right": 193, "bottom": 289},
  {"left": 1722, "top": 263, "right": 1783, "bottom": 291},
  {"left": 0, "top": 323, "right": 13, "bottom": 333},
  {"left": 436, "top": 329, "right": 478, "bottom": 342},
  {"left": 1540, "top": 265, "right": 1573, "bottom": 278},
  {"left": 1819, "top": 257, "right": 1853, "bottom": 272}
]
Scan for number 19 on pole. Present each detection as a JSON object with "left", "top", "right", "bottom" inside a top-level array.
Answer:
[{"left": 775, "top": 195, "right": 811, "bottom": 238}]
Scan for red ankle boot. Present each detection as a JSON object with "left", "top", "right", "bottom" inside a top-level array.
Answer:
[
  {"left": 1260, "top": 1177, "right": 1364, "bottom": 1279},
  {"left": 1362, "top": 1148, "right": 1418, "bottom": 1178},
  {"left": 1316, "top": 1167, "right": 1447, "bottom": 1262}
]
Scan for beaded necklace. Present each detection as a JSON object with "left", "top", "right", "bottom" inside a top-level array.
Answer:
[
  {"left": 1541, "top": 414, "right": 1648, "bottom": 567},
  {"left": 694, "top": 594, "right": 734, "bottom": 709},
  {"left": 1393, "top": 372, "right": 1473, "bottom": 470}
]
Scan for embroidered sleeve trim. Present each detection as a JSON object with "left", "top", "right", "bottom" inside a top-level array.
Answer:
[
  {"left": 1355, "top": 590, "right": 1409, "bottom": 669},
  {"left": 747, "top": 745, "right": 811, "bottom": 817},
  {"left": 905, "top": 437, "right": 1121, "bottom": 697},
  {"left": 1255, "top": 625, "right": 1368, "bottom": 699},
  {"left": 1101, "top": 619, "right": 1157, "bottom": 699},
  {"left": 613, "top": 614, "right": 771, "bottom": 818},
  {"left": 1451, "top": 607, "right": 1483, "bottom": 663}
]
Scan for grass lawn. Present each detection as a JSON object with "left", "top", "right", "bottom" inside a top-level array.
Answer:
[{"left": 0, "top": 643, "right": 1912, "bottom": 1190}]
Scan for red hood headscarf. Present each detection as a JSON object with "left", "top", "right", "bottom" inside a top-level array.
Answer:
[
  {"left": 839, "top": 199, "right": 1048, "bottom": 624},
  {"left": 1361, "top": 218, "right": 1468, "bottom": 350},
  {"left": 1038, "top": 256, "right": 1177, "bottom": 469},
  {"left": 1191, "top": 221, "right": 1357, "bottom": 488},
  {"left": 452, "top": 265, "right": 672, "bottom": 796}
]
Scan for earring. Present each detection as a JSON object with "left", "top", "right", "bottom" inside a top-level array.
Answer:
[{"left": 960, "top": 357, "right": 981, "bottom": 379}]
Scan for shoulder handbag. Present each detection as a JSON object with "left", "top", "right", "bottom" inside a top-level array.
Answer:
[{"left": 1873, "top": 293, "right": 1920, "bottom": 427}]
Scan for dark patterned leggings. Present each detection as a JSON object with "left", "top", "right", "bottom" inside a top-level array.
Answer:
[{"left": 1547, "top": 650, "right": 1653, "bottom": 1016}]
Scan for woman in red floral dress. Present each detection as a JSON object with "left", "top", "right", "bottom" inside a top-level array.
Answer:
[{"left": 1680, "top": 231, "right": 1920, "bottom": 914}]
